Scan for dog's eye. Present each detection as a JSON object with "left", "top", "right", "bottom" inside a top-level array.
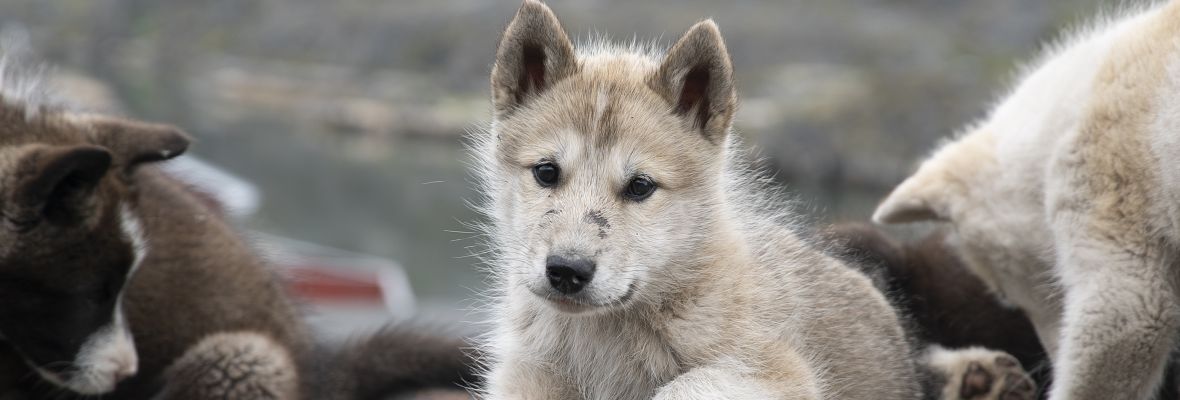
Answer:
[
  {"left": 624, "top": 176, "right": 656, "bottom": 201},
  {"left": 533, "top": 163, "right": 560, "bottom": 187}
]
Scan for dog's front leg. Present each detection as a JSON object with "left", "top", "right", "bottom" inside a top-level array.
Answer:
[
  {"left": 482, "top": 354, "right": 576, "bottom": 400},
  {"left": 653, "top": 363, "right": 819, "bottom": 400},
  {"left": 1047, "top": 223, "right": 1179, "bottom": 400}
]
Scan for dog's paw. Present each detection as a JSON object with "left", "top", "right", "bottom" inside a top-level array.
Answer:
[
  {"left": 160, "top": 332, "right": 299, "bottom": 400},
  {"left": 925, "top": 346, "right": 1036, "bottom": 400},
  {"left": 389, "top": 389, "right": 474, "bottom": 400}
]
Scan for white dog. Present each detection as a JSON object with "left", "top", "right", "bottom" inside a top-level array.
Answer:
[{"left": 876, "top": 2, "right": 1180, "bottom": 399}]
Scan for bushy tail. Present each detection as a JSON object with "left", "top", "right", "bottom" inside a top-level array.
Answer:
[{"left": 312, "top": 324, "right": 481, "bottom": 400}]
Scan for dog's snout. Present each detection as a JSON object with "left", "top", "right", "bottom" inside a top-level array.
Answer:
[{"left": 545, "top": 255, "right": 596, "bottom": 294}]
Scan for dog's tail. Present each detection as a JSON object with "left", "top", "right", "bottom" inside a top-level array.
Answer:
[{"left": 311, "top": 323, "right": 481, "bottom": 400}]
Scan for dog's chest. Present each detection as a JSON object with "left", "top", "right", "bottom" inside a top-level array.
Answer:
[{"left": 547, "top": 317, "right": 681, "bottom": 400}]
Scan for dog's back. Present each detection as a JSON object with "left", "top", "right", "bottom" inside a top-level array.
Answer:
[
  {"left": 116, "top": 156, "right": 478, "bottom": 399},
  {"left": 113, "top": 167, "right": 312, "bottom": 397}
]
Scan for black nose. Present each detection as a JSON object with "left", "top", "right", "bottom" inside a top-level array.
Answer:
[{"left": 545, "top": 255, "right": 596, "bottom": 294}]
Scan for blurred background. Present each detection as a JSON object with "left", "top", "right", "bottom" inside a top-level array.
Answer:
[{"left": 0, "top": 0, "right": 1108, "bottom": 325}]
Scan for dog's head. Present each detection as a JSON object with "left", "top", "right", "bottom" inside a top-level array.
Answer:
[
  {"left": 0, "top": 102, "right": 188, "bottom": 394},
  {"left": 483, "top": 1, "right": 737, "bottom": 314},
  {"left": 871, "top": 125, "right": 1059, "bottom": 334}
]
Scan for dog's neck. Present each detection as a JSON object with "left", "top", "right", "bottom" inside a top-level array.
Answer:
[{"left": 632, "top": 223, "right": 755, "bottom": 326}]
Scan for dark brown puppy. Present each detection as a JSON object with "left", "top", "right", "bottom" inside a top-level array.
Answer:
[
  {"left": 0, "top": 91, "right": 311, "bottom": 398},
  {"left": 120, "top": 162, "right": 313, "bottom": 399},
  {"left": 1, "top": 136, "right": 477, "bottom": 400},
  {"left": 0, "top": 56, "right": 475, "bottom": 399},
  {"left": 819, "top": 223, "right": 1050, "bottom": 397}
]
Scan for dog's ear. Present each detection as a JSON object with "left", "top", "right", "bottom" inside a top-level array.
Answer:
[
  {"left": 873, "top": 179, "right": 947, "bottom": 224},
  {"left": 874, "top": 154, "right": 960, "bottom": 224},
  {"left": 873, "top": 131, "right": 995, "bottom": 224},
  {"left": 12, "top": 145, "right": 112, "bottom": 226},
  {"left": 491, "top": 0, "right": 577, "bottom": 117},
  {"left": 88, "top": 116, "right": 191, "bottom": 172},
  {"left": 652, "top": 20, "right": 737, "bottom": 144}
]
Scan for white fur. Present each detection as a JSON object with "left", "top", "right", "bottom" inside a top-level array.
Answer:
[
  {"left": 875, "top": 2, "right": 1180, "bottom": 399},
  {"left": 33, "top": 305, "right": 138, "bottom": 395},
  {"left": 27, "top": 205, "right": 147, "bottom": 394},
  {"left": 924, "top": 346, "right": 1034, "bottom": 400},
  {"left": 120, "top": 203, "right": 149, "bottom": 272},
  {"left": 31, "top": 205, "right": 150, "bottom": 394},
  {"left": 0, "top": 28, "right": 59, "bottom": 119},
  {"left": 473, "top": 5, "right": 922, "bottom": 399}
]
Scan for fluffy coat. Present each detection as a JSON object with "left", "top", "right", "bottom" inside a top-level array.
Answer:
[
  {"left": 473, "top": 2, "right": 1030, "bottom": 399},
  {"left": 875, "top": 2, "right": 1180, "bottom": 398},
  {"left": 0, "top": 44, "right": 475, "bottom": 399}
]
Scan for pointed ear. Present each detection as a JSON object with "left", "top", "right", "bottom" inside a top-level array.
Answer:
[
  {"left": 872, "top": 179, "right": 947, "bottom": 224},
  {"left": 873, "top": 158, "right": 963, "bottom": 224},
  {"left": 491, "top": 0, "right": 577, "bottom": 117},
  {"left": 89, "top": 117, "right": 191, "bottom": 171},
  {"left": 874, "top": 129, "right": 996, "bottom": 224},
  {"left": 651, "top": 20, "right": 737, "bottom": 143},
  {"left": 13, "top": 145, "right": 112, "bottom": 226}
]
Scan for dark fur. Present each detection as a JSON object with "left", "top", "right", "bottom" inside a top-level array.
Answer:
[
  {"left": 0, "top": 95, "right": 476, "bottom": 398},
  {"left": 0, "top": 100, "right": 310, "bottom": 398},
  {"left": 120, "top": 167, "right": 312, "bottom": 398},
  {"left": 821, "top": 224, "right": 1180, "bottom": 398},
  {"left": 0, "top": 102, "right": 190, "bottom": 396},
  {"left": 312, "top": 325, "right": 481, "bottom": 400},
  {"left": 2, "top": 162, "right": 478, "bottom": 400},
  {"left": 818, "top": 223, "right": 1050, "bottom": 396},
  {"left": 820, "top": 223, "right": 1180, "bottom": 400}
]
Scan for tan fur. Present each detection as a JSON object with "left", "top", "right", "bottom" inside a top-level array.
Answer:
[
  {"left": 875, "top": 2, "right": 1180, "bottom": 398},
  {"left": 874, "top": 129, "right": 997, "bottom": 225},
  {"left": 924, "top": 347, "right": 1036, "bottom": 400},
  {"left": 1042, "top": 4, "right": 1180, "bottom": 398},
  {"left": 474, "top": 2, "right": 961, "bottom": 399}
]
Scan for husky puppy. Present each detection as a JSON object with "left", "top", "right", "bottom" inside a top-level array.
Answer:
[
  {"left": 0, "top": 49, "right": 476, "bottom": 399},
  {"left": 473, "top": 2, "right": 1032, "bottom": 399},
  {"left": 874, "top": 2, "right": 1180, "bottom": 398}
]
